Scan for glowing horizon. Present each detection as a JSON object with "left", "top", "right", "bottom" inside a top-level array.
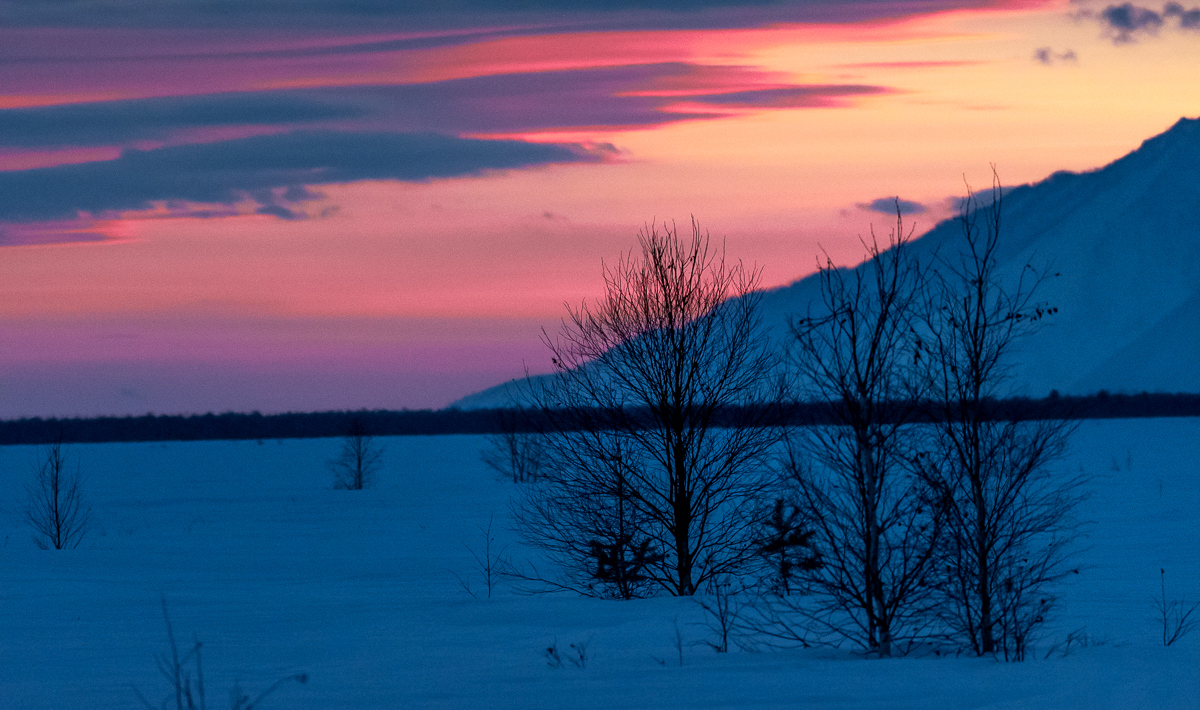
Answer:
[{"left": 2, "top": 0, "right": 1198, "bottom": 417}]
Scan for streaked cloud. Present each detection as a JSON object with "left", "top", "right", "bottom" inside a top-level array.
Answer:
[
  {"left": 0, "top": 92, "right": 365, "bottom": 148},
  {"left": 0, "top": 56, "right": 890, "bottom": 239},
  {"left": 1, "top": 0, "right": 1029, "bottom": 33},
  {"left": 0, "top": 63, "right": 891, "bottom": 151},
  {"left": 682, "top": 84, "right": 889, "bottom": 107},
  {"left": 0, "top": 222, "right": 112, "bottom": 247},
  {"left": 833, "top": 60, "right": 989, "bottom": 69},
  {"left": 0, "top": 131, "right": 609, "bottom": 225}
]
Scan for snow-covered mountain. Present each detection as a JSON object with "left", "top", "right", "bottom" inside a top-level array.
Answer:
[{"left": 455, "top": 117, "right": 1200, "bottom": 408}]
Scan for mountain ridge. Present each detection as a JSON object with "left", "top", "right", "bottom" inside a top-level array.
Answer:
[{"left": 454, "top": 117, "right": 1200, "bottom": 408}]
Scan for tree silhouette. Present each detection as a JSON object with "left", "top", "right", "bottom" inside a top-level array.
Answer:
[
  {"left": 514, "top": 219, "right": 784, "bottom": 596},
  {"left": 331, "top": 418, "right": 384, "bottom": 490},
  {"left": 917, "top": 171, "right": 1082, "bottom": 660}
]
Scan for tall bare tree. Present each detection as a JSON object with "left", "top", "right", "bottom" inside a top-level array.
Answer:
[
  {"left": 26, "top": 442, "right": 93, "bottom": 550},
  {"left": 331, "top": 418, "right": 384, "bottom": 490},
  {"left": 917, "top": 172, "right": 1081, "bottom": 660},
  {"left": 514, "top": 219, "right": 784, "bottom": 597},
  {"left": 480, "top": 408, "right": 544, "bottom": 484},
  {"left": 782, "top": 206, "right": 940, "bottom": 657}
]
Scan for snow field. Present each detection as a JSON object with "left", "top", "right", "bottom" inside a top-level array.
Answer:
[{"left": 0, "top": 418, "right": 1196, "bottom": 709}]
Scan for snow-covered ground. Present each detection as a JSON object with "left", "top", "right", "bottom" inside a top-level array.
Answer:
[{"left": 0, "top": 418, "right": 1196, "bottom": 709}]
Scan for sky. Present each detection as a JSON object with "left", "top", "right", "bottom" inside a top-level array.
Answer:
[{"left": 1, "top": 0, "right": 1198, "bottom": 418}]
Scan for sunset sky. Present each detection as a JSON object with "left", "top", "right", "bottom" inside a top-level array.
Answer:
[{"left": 1, "top": 0, "right": 1198, "bottom": 417}]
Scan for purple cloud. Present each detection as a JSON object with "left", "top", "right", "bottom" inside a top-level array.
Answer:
[
  {"left": 3, "top": 64, "right": 891, "bottom": 150},
  {"left": 1165, "top": 1, "right": 1200, "bottom": 27},
  {"left": 1101, "top": 3, "right": 1165, "bottom": 41},
  {"left": 1, "top": 0, "right": 1031, "bottom": 34},
  {"left": 350, "top": 64, "right": 890, "bottom": 131},
  {"left": 0, "top": 131, "right": 609, "bottom": 227},
  {"left": 859, "top": 197, "right": 926, "bottom": 215},
  {"left": 0, "top": 62, "right": 889, "bottom": 235},
  {"left": 1034, "top": 47, "right": 1078, "bottom": 64},
  {"left": 1094, "top": 2, "right": 1200, "bottom": 42}
]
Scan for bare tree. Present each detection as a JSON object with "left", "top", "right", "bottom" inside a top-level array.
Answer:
[
  {"left": 695, "top": 575, "right": 754, "bottom": 653},
  {"left": 26, "top": 442, "right": 93, "bottom": 550},
  {"left": 917, "top": 172, "right": 1081, "bottom": 660},
  {"left": 133, "top": 597, "right": 308, "bottom": 710},
  {"left": 480, "top": 408, "right": 543, "bottom": 483},
  {"left": 513, "top": 219, "right": 785, "bottom": 597},
  {"left": 1154, "top": 568, "right": 1200, "bottom": 647},
  {"left": 330, "top": 418, "right": 384, "bottom": 490},
  {"left": 452, "top": 514, "right": 511, "bottom": 599},
  {"left": 781, "top": 206, "right": 941, "bottom": 657}
]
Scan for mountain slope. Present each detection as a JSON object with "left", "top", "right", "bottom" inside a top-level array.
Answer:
[
  {"left": 456, "top": 117, "right": 1200, "bottom": 408},
  {"left": 751, "top": 116, "right": 1199, "bottom": 398}
]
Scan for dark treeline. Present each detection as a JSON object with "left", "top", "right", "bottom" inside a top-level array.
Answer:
[
  {"left": 0, "top": 390, "right": 1197, "bottom": 446},
  {"left": 0, "top": 409, "right": 501, "bottom": 445},
  {"left": 509, "top": 391, "right": 1200, "bottom": 433}
]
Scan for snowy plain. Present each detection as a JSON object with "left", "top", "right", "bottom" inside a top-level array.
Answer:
[{"left": 0, "top": 418, "right": 1197, "bottom": 709}]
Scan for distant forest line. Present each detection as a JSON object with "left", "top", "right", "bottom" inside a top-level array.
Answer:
[{"left": 0, "top": 391, "right": 1197, "bottom": 446}]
